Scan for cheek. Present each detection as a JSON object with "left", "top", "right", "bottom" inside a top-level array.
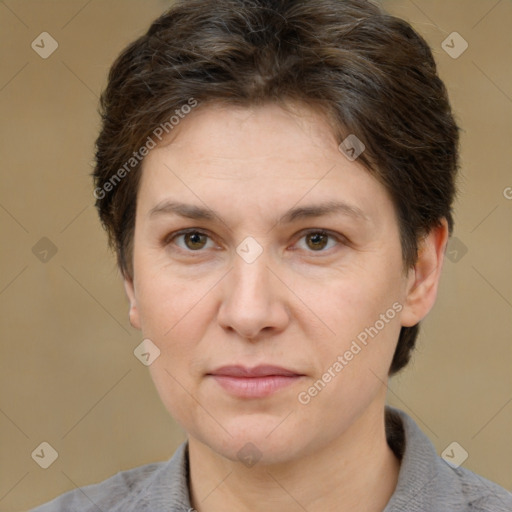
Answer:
[
  {"left": 297, "top": 263, "right": 404, "bottom": 344},
  {"left": 139, "top": 275, "right": 214, "bottom": 433},
  {"left": 291, "top": 261, "right": 405, "bottom": 407},
  {"left": 293, "top": 280, "right": 403, "bottom": 431},
  {"left": 134, "top": 256, "right": 216, "bottom": 336}
]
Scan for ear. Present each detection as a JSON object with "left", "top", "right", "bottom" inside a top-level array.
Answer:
[
  {"left": 123, "top": 275, "right": 141, "bottom": 330},
  {"left": 400, "top": 218, "right": 450, "bottom": 327}
]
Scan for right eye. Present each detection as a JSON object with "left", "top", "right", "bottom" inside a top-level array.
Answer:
[{"left": 166, "top": 229, "right": 216, "bottom": 252}]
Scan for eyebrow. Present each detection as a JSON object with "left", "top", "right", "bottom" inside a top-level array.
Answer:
[{"left": 148, "top": 199, "right": 369, "bottom": 224}]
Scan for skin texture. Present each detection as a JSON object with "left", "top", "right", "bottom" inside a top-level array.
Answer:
[{"left": 124, "top": 102, "right": 449, "bottom": 512}]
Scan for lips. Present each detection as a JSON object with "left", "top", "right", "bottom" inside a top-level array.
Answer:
[
  {"left": 207, "top": 365, "right": 304, "bottom": 398},
  {"left": 209, "top": 365, "right": 301, "bottom": 378}
]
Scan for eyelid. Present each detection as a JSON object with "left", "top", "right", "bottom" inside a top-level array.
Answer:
[{"left": 165, "top": 227, "right": 207, "bottom": 243}]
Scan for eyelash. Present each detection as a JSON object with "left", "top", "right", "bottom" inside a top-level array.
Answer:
[{"left": 164, "top": 228, "right": 346, "bottom": 256}]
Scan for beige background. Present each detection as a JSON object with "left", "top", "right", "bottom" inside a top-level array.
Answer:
[{"left": 1, "top": 0, "right": 511, "bottom": 510}]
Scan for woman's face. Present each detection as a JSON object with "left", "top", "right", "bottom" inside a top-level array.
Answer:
[{"left": 125, "top": 102, "right": 418, "bottom": 464}]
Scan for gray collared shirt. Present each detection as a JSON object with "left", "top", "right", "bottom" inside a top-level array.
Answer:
[{"left": 29, "top": 407, "right": 512, "bottom": 511}]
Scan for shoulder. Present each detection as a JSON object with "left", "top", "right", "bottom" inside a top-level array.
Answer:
[
  {"left": 384, "top": 407, "right": 512, "bottom": 511},
  {"left": 28, "top": 443, "right": 190, "bottom": 512},
  {"left": 28, "top": 461, "right": 167, "bottom": 512},
  {"left": 451, "top": 465, "right": 512, "bottom": 511}
]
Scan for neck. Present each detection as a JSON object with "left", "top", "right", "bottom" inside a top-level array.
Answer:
[{"left": 187, "top": 401, "right": 401, "bottom": 512}]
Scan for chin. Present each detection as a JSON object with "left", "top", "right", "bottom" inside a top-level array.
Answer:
[{"left": 190, "top": 413, "right": 316, "bottom": 466}]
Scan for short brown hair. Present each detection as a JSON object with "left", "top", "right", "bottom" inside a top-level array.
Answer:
[{"left": 93, "top": 0, "right": 460, "bottom": 374}]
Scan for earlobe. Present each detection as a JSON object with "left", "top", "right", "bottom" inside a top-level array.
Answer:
[
  {"left": 123, "top": 276, "right": 141, "bottom": 330},
  {"left": 400, "top": 219, "right": 449, "bottom": 327}
]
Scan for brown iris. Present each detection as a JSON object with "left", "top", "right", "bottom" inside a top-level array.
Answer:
[
  {"left": 184, "top": 232, "right": 208, "bottom": 250},
  {"left": 305, "top": 232, "right": 328, "bottom": 251}
]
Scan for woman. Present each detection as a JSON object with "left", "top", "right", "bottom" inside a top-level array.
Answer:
[{"left": 31, "top": 0, "right": 512, "bottom": 510}]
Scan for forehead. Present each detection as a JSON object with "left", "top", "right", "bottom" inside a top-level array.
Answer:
[
  {"left": 152, "top": 101, "right": 339, "bottom": 171},
  {"left": 136, "top": 102, "right": 396, "bottom": 231}
]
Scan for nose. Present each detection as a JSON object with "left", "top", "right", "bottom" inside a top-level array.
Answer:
[{"left": 217, "top": 253, "right": 290, "bottom": 341}]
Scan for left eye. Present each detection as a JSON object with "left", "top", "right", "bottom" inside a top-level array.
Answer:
[{"left": 296, "top": 231, "right": 339, "bottom": 252}]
